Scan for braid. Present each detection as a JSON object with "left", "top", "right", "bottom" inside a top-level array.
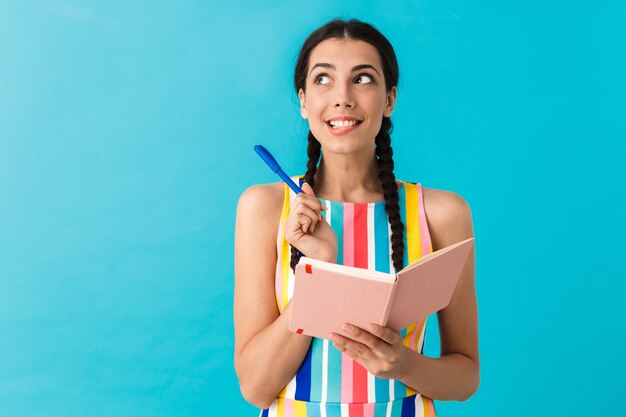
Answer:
[
  {"left": 290, "top": 131, "right": 321, "bottom": 272},
  {"left": 375, "top": 117, "right": 405, "bottom": 272}
]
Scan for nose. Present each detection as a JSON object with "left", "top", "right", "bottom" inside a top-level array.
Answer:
[{"left": 333, "top": 82, "right": 355, "bottom": 108}]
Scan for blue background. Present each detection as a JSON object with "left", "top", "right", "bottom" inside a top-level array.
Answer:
[{"left": 1, "top": 1, "right": 624, "bottom": 416}]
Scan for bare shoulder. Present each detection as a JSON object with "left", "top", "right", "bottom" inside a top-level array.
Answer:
[
  {"left": 238, "top": 181, "right": 284, "bottom": 208},
  {"left": 421, "top": 186, "right": 474, "bottom": 251},
  {"left": 236, "top": 181, "right": 285, "bottom": 231}
]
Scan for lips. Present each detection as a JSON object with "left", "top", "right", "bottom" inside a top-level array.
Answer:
[
  {"left": 326, "top": 120, "right": 361, "bottom": 128},
  {"left": 325, "top": 118, "right": 363, "bottom": 136}
]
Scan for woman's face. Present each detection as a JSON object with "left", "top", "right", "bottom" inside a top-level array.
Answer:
[{"left": 298, "top": 38, "right": 397, "bottom": 156}]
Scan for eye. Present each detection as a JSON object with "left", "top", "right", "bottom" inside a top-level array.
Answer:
[
  {"left": 355, "top": 74, "right": 374, "bottom": 84},
  {"left": 314, "top": 74, "right": 331, "bottom": 85}
]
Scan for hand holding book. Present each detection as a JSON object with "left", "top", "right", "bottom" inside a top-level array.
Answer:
[{"left": 329, "top": 321, "right": 410, "bottom": 380}]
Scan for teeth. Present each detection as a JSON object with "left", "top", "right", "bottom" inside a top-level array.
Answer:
[{"left": 329, "top": 120, "right": 359, "bottom": 128}]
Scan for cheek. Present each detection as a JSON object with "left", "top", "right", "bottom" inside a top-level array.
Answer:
[
  {"left": 368, "top": 119, "right": 383, "bottom": 136},
  {"left": 304, "top": 95, "right": 325, "bottom": 117},
  {"left": 303, "top": 98, "right": 325, "bottom": 134},
  {"left": 366, "top": 93, "right": 388, "bottom": 114}
]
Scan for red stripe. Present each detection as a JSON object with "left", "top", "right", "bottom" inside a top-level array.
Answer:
[
  {"left": 353, "top": 362, "right": 368, "bottom": 404},
  {"left": 353, "top": 204, "right": 368, "bottom": 268},
  {"left": 352, "top": 203, "right": 369, "bottom": 403},
  {"left": 349, "top": 403, "right": 364, "bottom": 417}
]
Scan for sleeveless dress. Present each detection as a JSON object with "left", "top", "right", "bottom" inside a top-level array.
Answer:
[{"left": 261, "top": 176, "right": 437, "bottom": 417}]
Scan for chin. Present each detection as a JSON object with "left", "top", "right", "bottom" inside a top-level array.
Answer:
[
  {"left": 321, "top": 140, "right": 373, "bottom": 156},
  {"left": 309, "top": 127, "right": 374, "bottom": 154}
]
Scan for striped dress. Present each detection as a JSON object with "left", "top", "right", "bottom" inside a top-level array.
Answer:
[{"left": 263, "top": 176, "right": 437, "bottom": 417}]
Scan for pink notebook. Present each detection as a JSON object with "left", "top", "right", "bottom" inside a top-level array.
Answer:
[{"left": 288, "top": 237, "right": 474, "bottom": 339}]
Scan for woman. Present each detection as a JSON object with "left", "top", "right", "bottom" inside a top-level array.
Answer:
[{"left": 234, "top": 19, "right": 479, "bottom": 416}]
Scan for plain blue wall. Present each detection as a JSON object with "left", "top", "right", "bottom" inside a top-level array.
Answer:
[{"left": 1, "top": 1, "right": 624, "bottom": 416}]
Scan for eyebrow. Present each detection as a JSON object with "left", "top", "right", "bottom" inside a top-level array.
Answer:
[{"left": 309, "top": 63, "right": 381, "bottom": 77}]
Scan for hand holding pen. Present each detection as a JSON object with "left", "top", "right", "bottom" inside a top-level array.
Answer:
[{"left": 254, "top": 145, "right": 338, "bottom": 263}]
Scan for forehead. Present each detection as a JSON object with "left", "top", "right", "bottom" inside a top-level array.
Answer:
[{"left": 308, "top": 38, "right": 382, "bottom": 71}]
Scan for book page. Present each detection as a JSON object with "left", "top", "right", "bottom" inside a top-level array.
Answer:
[
  {"left": 298, "top": 257, "right": 396, "bottom": 283},
  {"left": 399, "top": 237, "right": 474, "bottom": 275}
]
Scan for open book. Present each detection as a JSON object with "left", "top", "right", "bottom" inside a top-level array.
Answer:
[{"left": 288, "top": 237, "right": 474, "bottom": 339}]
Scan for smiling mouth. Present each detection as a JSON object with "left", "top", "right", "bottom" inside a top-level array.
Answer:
[{"left": 325, "top": 120, "right": 363, "bottom": 129}]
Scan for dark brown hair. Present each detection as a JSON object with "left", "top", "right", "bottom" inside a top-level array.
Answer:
[{"left": 291, "top": 18, "right": 405, "bottom": 273}]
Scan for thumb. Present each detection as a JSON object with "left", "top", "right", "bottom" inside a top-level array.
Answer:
[{"left": 301, "top": 181, "right": 316, "bottom": 197}]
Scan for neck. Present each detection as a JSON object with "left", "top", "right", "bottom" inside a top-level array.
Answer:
[{"left": 312, "top": 150, "right": 384, "bottom": 203}]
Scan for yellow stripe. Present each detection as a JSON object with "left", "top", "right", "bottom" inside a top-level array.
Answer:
[
  {"left": 404, "top": 321, "right": 418, "bottom": 398},
  {"left": 417, "top": 183, "right": 428, "bottom": 257},
  {"left": 404, "top": 316, "right": 428, "bottom": 397},
  {"left": 403, "top": 184, "right": 422, "bottom": 400},
  {"left": 294, "top": 399, "right": 307, "bottom": 416},
  {"left": 402, "top": 322, "right": 417, "bottom": 347},
  {"left": 277, "top": 395, "right": 284, "bottom": 417},
  {"left": 423, "top": 396, "right": 431, "bottom": 417},
  {"left": 404, "top": 182, "right": 421, "bottom": 263},
  {"left": 280, "top": 182, "right": 291, "bottom": 312}
]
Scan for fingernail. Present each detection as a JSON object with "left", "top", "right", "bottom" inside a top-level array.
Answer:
[
  {"left": 368, "top": 324, "right": 377, "bottom": 332},
  {"left": 321, "top": 204, "right": 327, "bottom": 211},
  {"left": 342, "top": 323, "right": 352, "bottom": 332}
]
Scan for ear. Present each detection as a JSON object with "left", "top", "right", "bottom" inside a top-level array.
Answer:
[
  {"left": 298, "top": 88, "right": 308, "bottom": 119},
  {"left": 383, "top": 86, "right": 397, "bottom": 118}
]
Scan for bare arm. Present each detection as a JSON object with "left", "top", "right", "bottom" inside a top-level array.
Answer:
[
  {"left": 398, "top": 189, "right": 480, "bottom": 401},
  {"left": 234, "top": 183, "right": 337, "bottom": 408},
  {"left": 233, "top": 185, "right": 313, "bottom": 408}
]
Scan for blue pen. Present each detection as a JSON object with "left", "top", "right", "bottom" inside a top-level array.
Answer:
[{"left": 254, "top": 145, "right": 304, "bottom": 194}]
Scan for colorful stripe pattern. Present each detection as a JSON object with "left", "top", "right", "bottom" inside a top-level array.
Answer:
[{"left": 266, "top": 177, "right": 436, "bottom": 417}]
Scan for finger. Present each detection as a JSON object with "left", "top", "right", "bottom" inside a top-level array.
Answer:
[
  {"left": 342, "top": 323, "right": 390, "bottom": 354},
  {"left": 335, "top": 343, "right": 362, "bottom": 361},
  {"left": 367, "top": 323, "right": 401, "bottom": 345},
  {"left": 294, "top": 210, "right": 318, "bottom": 233},
  {"left": 292, "top": 205, "right": 319, "bottom": 231},
  {"left": 330, "top": 333, "right": 373, "bottom": 361},
  {"left": 300, "top": 182, "right": 315, "bottom": 197},
  {"left": 297, "top": 185, "right": 327, "bottom": 212},
  {"left": 332, "top": 342, "right": 360, "bottom": 362},
  {"left": 295, "top": 213, "right": 312, "bottom": 234},
  {"left": 292, "top": 200, "right": 324, "bottom": 230},
  {"left": 294, "top": 197, "right": 327, "bottom": 218}
]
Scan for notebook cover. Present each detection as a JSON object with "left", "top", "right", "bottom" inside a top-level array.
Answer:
[
  {"left": 288, "top": 262, "right": 397, "bottom": 340},
  {"left": 386, "top": 237, "right": 474, "bottom": 331}
]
